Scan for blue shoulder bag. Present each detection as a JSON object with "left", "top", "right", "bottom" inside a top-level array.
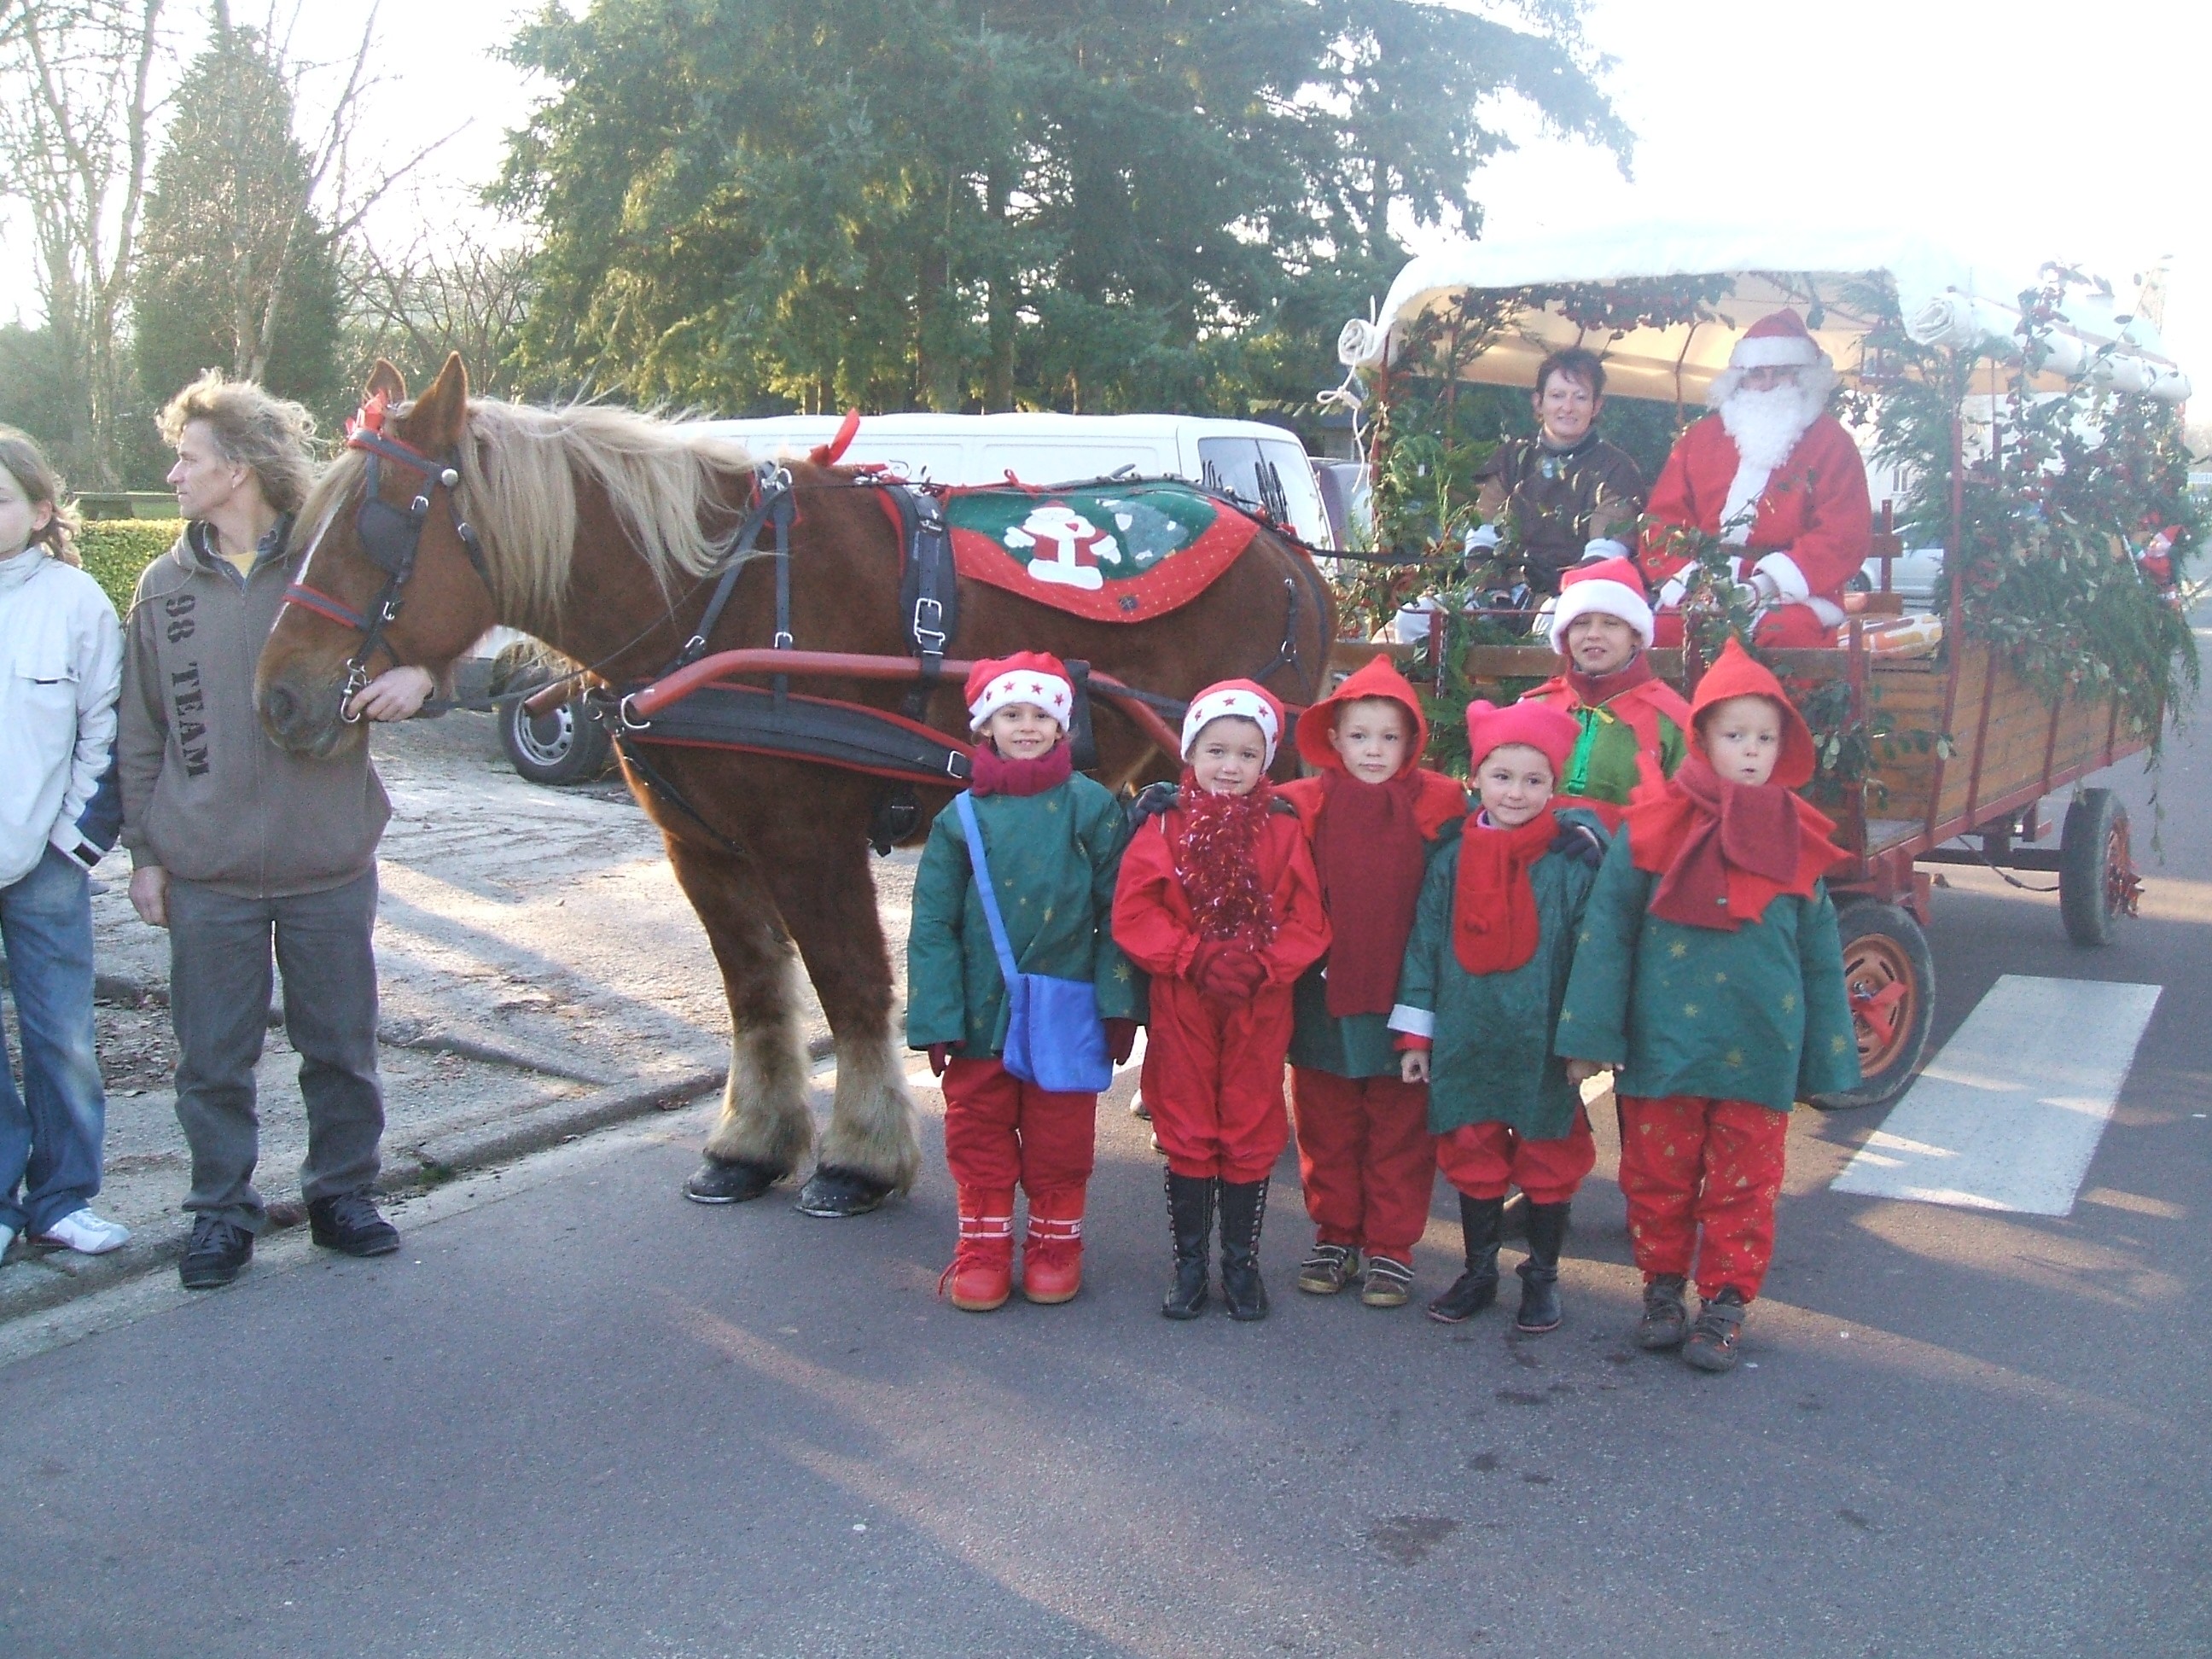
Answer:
[{"left": 953, "top": 791, "right": 1114, "bottom": 1095}]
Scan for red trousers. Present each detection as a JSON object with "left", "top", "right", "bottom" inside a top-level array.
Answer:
[
  {"left": 942, "top": 1057, "right": 1096, "bottom": 1214},
  {"left": 1142, "top": 978, "right": 1294, "bottom": 1183},
  {"left": 1289, "top": 1068, "right": 1436, "bottom": 1260},
  {"left": 1654, "top": 604, "right": 1837, "bottom": 650},
  {"left": 1616, "top": 1094, "right": 1790, "bottom": 1301},
  {"left": 1436, "top": 1109, "right": 1596, "bottom": 1206}
]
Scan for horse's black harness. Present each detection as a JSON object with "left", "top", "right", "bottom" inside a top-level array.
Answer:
[{"left": 282, "top": 422, "right": 493, "bottom": 720}]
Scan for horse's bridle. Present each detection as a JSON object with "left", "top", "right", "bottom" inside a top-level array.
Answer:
[{"left": 283, "top": 410, "right": 493, "bottom": 720}]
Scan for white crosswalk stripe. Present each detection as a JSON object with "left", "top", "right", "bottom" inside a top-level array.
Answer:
[{"left": 1830, "top": 974, "right": 2162, "bottom": 1216}]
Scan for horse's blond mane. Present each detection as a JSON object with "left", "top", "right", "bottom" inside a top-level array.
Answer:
[{"left": 298, "top": 398, "right": 763, "bottom": 637}]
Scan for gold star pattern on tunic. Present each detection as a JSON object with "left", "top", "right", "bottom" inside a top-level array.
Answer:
[{"left": 1668, "top": 940, "right": 1689, "bottom": 959}]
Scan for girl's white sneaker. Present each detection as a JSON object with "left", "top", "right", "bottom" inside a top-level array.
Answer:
[{"left": 33, "top": 1208, "right": 131, "bottom": 1255}]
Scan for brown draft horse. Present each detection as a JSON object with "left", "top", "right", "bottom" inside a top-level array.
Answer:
[{"left": 257, "top": 354, "right": 1336, "bottom": 1215}]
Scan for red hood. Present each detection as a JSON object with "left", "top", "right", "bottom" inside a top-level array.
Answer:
[
  {"left": 1690, "top": 636, "right": 1815, "bottom": 789},
  {"left": 1295, "top": 654, "right": 1429, "bottom": 773}
]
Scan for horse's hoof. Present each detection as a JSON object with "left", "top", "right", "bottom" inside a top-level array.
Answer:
[
  {"left": 795, "top": 1166, "right": 895, "bottom": 1217},
  {"left": 683, "top": 1156, "right": 784, "bottom": 1205}
]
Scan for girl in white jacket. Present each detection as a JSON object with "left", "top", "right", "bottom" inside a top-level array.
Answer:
[{"left": 0, "top": 428, "right": 127, "bottom": 1261}]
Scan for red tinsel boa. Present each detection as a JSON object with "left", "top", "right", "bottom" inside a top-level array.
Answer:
[{"left": 1173, "top": 770, "right": 1278, "bottom": 946}]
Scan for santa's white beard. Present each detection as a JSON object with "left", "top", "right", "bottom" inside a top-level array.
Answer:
[{"left": 1714, "top": 381, "right": 1826, "bottom": 544}]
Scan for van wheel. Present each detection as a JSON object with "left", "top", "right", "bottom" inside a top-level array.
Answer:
[{"left": 501, "top": 691, "right": 612, "bottom": 785}]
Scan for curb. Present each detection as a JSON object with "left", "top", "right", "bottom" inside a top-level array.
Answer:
[{"left": 0, "top": 1068, "right": 726, "bottom": 1324}]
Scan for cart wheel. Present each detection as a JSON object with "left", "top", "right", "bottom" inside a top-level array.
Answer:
[
  {"left": 502, "top": 689, "right": 613, "bottom": 786},
  {"left": 1810, "top": 900, "right": 1935, "bottom": 1111},
  {"left": 2059, "top": 788, "right": 2137, "bottom": 946}
]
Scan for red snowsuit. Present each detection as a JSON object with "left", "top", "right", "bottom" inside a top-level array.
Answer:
[
  {"left": 1113, "top": 796, "right": 1330, "bottom": 1183},
  {"left": 1639, "top": 412, "right": 1871, "bottom": 649},
  {"left": 1278, "top": 656, "right": 1465, "bottom": 1263}
]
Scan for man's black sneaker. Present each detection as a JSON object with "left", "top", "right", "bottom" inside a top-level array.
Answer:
[
  {"left": 178, "top": 1216, "right": 254, "bottom": 1289},
  {"left": 307, "top": 1193, "right": 401, "bottom": 1257}
]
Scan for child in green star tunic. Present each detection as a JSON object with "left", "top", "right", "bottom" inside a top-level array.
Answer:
[
  {"left": 1390, "top": 697, "right": 1609, "bottom": 1334},
  {"left": 907, "top": 652, "right": 1140, "bottom": 1313},
  {"left": 1557, "top": 637, "right": 1858, "bottom": 1371}
]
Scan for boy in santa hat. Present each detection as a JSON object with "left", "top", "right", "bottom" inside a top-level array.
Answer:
[
  {"left": 1113, "top": 680, "right": 1330, "bottom": 1321},
  {"left": 1640, "top": 308, "right": 1872, "bottom": 650},
  {"left": 1523, "top": 556, "right": 1693, "bottom": 827},
  {"left": 906, "top": 651, "right": 1142, "bottom": 1313},
  {"left": 1278, "top": 656, "right": 1467, "bottom": 1308},
  {"left": 1389, "top": 699, "right": 1608, "bottom": 1333},
  {"left": 1557, "top": 637, "right": 1859, "bottom": 1371}
]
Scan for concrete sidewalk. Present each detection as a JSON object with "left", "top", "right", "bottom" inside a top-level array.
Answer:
[{"left": 1, "top": 707, "right": 922, "bottom": 1314}]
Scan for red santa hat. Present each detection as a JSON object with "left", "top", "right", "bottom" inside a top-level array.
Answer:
[
  {"left": 1465, "top": 697, "right": 1580, "bottom": 782},
  {"left": 965, "top": 651, "right": 1075, "bottom": 733},
  {"left": 1547, "top": 556, "right": 1655, "bottom": 652},
  {"left": 1728, "top": 308, "right": 1826, "bottom": 371},
  {"left": 1182, "top": 678, "right": 1284, "bottom": 766}
]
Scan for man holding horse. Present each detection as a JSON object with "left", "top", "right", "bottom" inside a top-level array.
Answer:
[{"left": 120, "top": 372, "right": 433, "bottom": 1290}]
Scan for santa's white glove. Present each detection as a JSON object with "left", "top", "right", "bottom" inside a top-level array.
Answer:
[
  {"left": 1656, "top": 575, "right": 1687, "bottom": 610},
  {"left": 1464, "top": 521, "right": 1502, "bottom": 556},
  {"left": 1745, "top": 570, "right": 1782, "bottom": 604}
]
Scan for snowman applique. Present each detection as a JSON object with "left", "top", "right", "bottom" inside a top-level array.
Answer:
[{"left": 1002, "top": 504, "right": 1119, "bottom": 591}]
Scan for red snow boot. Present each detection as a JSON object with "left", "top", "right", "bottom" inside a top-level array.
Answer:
[
  {"left": 1022, "top": 1190, "right": 1086, "bottom": 1305},
  {"left": 939, "top": 1188, "right": 1015, "bottom": 1312}
]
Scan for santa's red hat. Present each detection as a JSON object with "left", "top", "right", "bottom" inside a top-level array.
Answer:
[
  {"left": 1728, "top": 308, "right": 1825, "bottom": 371},
  {"left": 965, "top": 651, "right": 1075, "bottom": 732},
  {"left": 1466, "top": 698, "right": 1580, "bottom": 781},
  {"left": 1547, "top": 556, "right": 1655, "bottom": 652},
  {"left": 1295, "top": 654, "right": 1429, "bottom": 772},
  {"left": 1183, "top": 678, "right": 1284, "bottom": 766},
  {"left": 1687, "top": 636, "right": 1815, "bottom": 789}
]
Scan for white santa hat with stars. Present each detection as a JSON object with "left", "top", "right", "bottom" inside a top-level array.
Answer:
[{"left": 965, "top": 651, "right": 1075, "bottom": 732}]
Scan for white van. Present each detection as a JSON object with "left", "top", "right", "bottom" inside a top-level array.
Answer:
[{"left": 691, "top": 412, "right": 1338, "bottom": 553}]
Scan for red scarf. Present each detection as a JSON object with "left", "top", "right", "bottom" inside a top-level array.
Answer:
[
  {"left": 1627, "top": 752, "right": 1840, "bottom": 931},
  {"left": 1173, "top": 771, "right": 1278, "bottom": 946},
  {"left": 1564, "top": 650, "right": 1655, "bottom": 709},
  {"left": 1312, "top": 767, "right": 1429, "bottom": 1016},
  {"left": 1452, "top": 806, "right": 1557, "bottom": 974},
  {"left": 969, "top": 740, "right": 1073, "bottom": 798}
]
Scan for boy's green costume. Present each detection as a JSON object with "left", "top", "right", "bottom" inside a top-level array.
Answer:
[
  {"left": 1555, "top": 827, "right": 1859, "bottom": 1112},
  {"left": 1393, "top": 808, "right": 1609, "bottom": 1139},
  {"left": 905, "top": 774, "right": 1140, "bottom": 1055}
]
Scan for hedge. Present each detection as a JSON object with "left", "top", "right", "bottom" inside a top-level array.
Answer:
[{"left": 75, "top": 519, "right": 183, "bottom": 614}]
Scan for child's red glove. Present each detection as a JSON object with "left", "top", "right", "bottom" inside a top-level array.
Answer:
[
  {"left": 927, "top": 1043, "right": 956, "bottom": 1078},
  {"left": 1105, "top": 1018, "right": 1140, "bottom": 1065},
  {"left": 1196, "top": 944, "right": 1266, "bottom": 1001}
]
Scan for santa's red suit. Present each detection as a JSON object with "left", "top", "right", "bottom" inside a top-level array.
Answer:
[{"left": 1639, "top": 310, "right": 1871, "bottom": 649}]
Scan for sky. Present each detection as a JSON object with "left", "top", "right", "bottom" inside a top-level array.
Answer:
[{"left": 3, "top": 0, "right": 2204, "bottom": 383}]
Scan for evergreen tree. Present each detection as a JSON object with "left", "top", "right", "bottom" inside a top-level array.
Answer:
[
  {"left": 498, "top": 0, "right": 1627, "bottom": 421},
  {"left": 131, "top": 21, "right": 341, "bottom": 414}
]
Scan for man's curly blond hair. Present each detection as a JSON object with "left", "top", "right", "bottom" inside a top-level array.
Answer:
[{"left": 156, "top": 370, "right": 317, "bottom": 516}]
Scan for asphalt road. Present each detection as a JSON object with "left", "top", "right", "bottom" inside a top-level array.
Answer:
[{"left": 5, "top": 672, "right": 2209, "bottom": 1656}]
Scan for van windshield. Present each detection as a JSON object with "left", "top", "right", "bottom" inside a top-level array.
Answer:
[{"left": 1196, "top": 436, "right": 1331, "bottom": 548}]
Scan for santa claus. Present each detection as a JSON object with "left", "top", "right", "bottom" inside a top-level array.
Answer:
[{"left": 1639, "top": 308, "right": 1871, "bottom": 649}]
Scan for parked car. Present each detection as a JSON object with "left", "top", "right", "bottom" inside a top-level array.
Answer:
[{"left": 1851, "top": 546, "right": 1946, "bottom": 608}]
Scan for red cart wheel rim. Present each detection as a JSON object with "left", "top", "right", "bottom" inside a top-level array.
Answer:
[
  {"left": 2104, "top": 818, "right": 2134, "bottom": 918},
  {"left": 1845, "top": 934, "right": 1918, "bottom": 1078}
]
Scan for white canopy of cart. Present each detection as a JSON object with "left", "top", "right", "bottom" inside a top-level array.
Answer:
[{"left": 1336, "top": 223, "right": 2190, "bottom": 406}]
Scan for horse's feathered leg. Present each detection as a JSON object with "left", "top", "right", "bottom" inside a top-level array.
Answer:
[
  {"left": 661, "top": 838, "right": 815, "bottom": 1200},
  {"left": 765, "top": 834, "right": 922, "bottom": 1216}
]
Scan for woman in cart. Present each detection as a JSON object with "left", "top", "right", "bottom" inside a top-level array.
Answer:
[{"left": 1466, "top": 346, "right": 1647, "bottom": 598}]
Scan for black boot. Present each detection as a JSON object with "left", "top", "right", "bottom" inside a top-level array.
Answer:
[
  {"left": 1513, "top": 1201, "right": 1571, "bottom": 1334},
  {"left": 1218, "top": 1178, "right": 1272, "bottom": 1322},
  {"left": 1161, "top": 1171, "right": 1215, "bottom": 1320},
  {"left": 1426, "top": 1193, "right": 1505, "bottom": 1324}
]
